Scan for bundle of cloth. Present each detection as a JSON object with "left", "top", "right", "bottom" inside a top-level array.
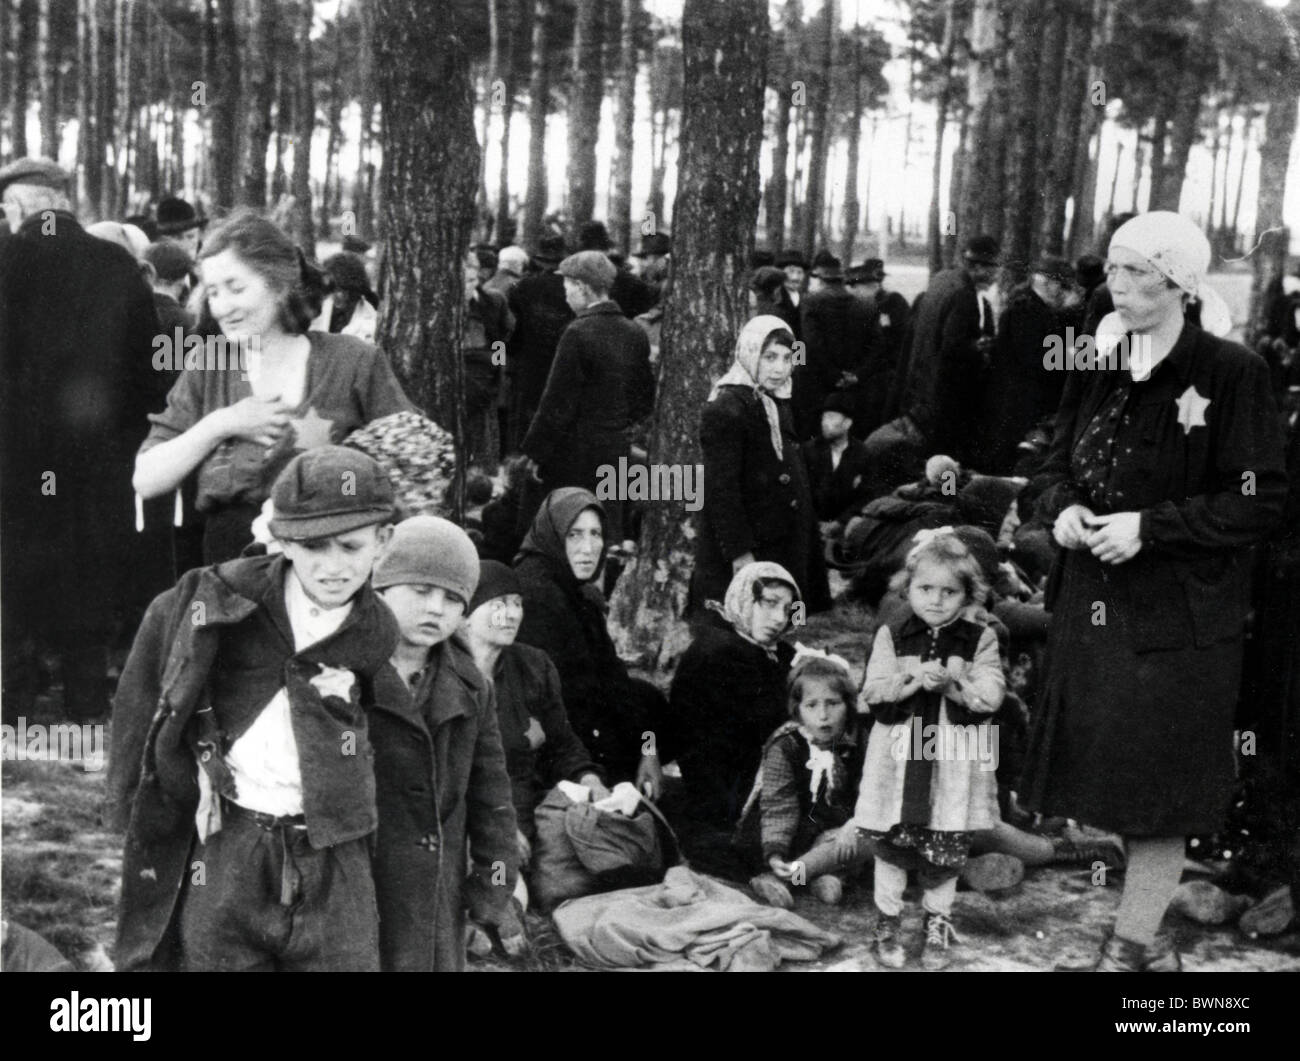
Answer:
[{"left": 552, "top": 865, "right": 842, "bottom": 971}]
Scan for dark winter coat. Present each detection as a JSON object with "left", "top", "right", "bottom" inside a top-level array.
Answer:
[
  {"left": 0, "top": 211, "right": 165, "bottom": 646},
  {"left": 978, "top": 287, "right": 1069, "bottom": 473},
  {"left": 691, "top": 386, "right": 815, "bottom": 608},
  {"left": 369, "top": 638, "right": 519, "bottom": 972},
  {"left": 507, "top": 269, "right": 573, "bottom": 432},
  {"left": 802, "top": 436, "right": 874, "bottom": 524},
  {"left": 475, "top": 639, "right": 600, "bottom": 839},
  {"left": 667, "top": 621, "right": 796, "bottom": 828},
  {"left": 514, "top": 489, "right": 651, "bottom": 781},
  {"left": 1022, "top": 324, "right": 1287, "bottom": 835},
  {"left": 105, "top": 555, "right": 398, "bottom": 971},
  {"left": 521, "top": 300, "right": 655, "bottom": 494},
  {"left": 796, "top": 285, "right": 882, "bottom": 437},
  {"left": 898, "top": 267, "right": 989, "bottom": 463},
  {"left": 861, "top": 288, "right": 912, "bottom": 434}
]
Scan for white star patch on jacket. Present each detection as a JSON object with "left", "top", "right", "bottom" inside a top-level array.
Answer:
[{"left": 1174, "top": 385, "right": 1210, "bottom": 435}]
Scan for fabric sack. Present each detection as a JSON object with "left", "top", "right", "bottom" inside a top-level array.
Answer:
[{"left": 531, "top": 785, "right": 678, "bottom": 912}]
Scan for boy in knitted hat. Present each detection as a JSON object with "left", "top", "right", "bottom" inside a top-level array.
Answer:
[
  {"left": 368, "top": 516, "right": 524, "bottom": 970},
  {"left": 107, "top": 446, "right": 399, "bottom": 971}
]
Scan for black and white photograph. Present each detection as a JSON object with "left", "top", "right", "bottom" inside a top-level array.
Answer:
[{"left": 1, "top": 0, "right": 1298, "bottom": 1002}]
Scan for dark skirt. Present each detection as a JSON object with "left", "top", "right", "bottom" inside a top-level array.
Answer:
[{"left": 1020, "top": 549, "right": 1241, "bottom": 837}]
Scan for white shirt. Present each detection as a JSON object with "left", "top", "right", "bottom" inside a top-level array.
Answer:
[{"left": 224, "top": 570, "right": 354, "bottom": 816}]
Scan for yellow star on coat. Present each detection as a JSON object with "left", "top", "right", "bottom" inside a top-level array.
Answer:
[
  {"left": 288, "top": 405, "right": 335, "bottom": 450},
  {"left": 1174, "top": 385, "right": 1210, "bottom": 435}
]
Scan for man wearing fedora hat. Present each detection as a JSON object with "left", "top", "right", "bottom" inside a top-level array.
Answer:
[
  {"left": 893, "top": 234, "right": 1001, "bottom": 465},
  {"left": 506, "top": 233, "right": 574, "bottom": 447},
  {"left": 1, "top": 156, "right": 168, "bottom": 722},
  {"left": 154, "top": 195, "right": 208, "bottom": 256},
  {"left": 848, "top": 259, "right": 912, "bottom": 435},
  {"left": 976, "top": 254, "right": 1076, "bottom": 473},
  {"left": 796, "top": 252, "right": 882, "bottom": 441}
]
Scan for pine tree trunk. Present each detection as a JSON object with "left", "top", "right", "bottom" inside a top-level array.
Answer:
[
  {"left": 354, "top": 0, "right": 375, "bottom": 235},
  {"left": 373, "top": 0, "right": 479, "bottom": 519},
  {"left": 76, "top": 0, "right": 97, "bottom": 212},
  {"left": 242, "top": 0, "right": 275, "bottom": 208},
  {"left": 1000, "top": 0, "right": 1042, "bottom": 283},
  {"left": 954, "top": 0, "right": 1001, "bottom": 250},
  {"left": 271, "top": 64, "right": 291, "bottom": 204},
  {"left": 610, "top": 0, "right": 639, "bottom": 254},
  {"left": 1067, "top": 0, "right": 1112, "bottom": 256},
  {"left": 789, "top": 107, "right": 805, "bottom": 248},
  {"left": 289, "top": 0, "right": 314, "bottom": 255},
  {"left": 1037, "top": 0, "right": 1090, "bottom": 255},
  {"left": 1151, "top": 2, "right": 1217, "bottom": 214},
  {"left": 491, "top": 0, "right": 519, "bottom": 244},
  {"left": 36, "top": 0, "right": 56, "bottom": 158},
  {"left": 927, "top": 0, "right": 958, "bottom": 276},
  {"left": 1230, "top": 112, "right": 1250, "bottom": 250},
  {"left": 114, "top": 0, "right": 133, "bottom": 214},
  {"left": 203, "top": 0, "right": 239, "bottom": 211},
  {"left": 800, "top": 0, "right": 835, "bottom": 259},
  {"left": 565, "top": 0, "right": 603, "bottom": 226},
  {"left": 839, "top": 27, "right": 863, "bottom": 265},
  {"left": 1247, "top": 96, "right": 1298, "bottom": 345},
  {"left": 765, "top": 87, "right": 790, "bottom": 249},
  {"left": 10, "top": 0, "right": 31, "bottom": 158},
  {"left": 522, "top": 0, "right": 550, "bottom": 248},
  {"left": 606, "top": 0, "right": 769, "bottom": 673},
  {"left": 319, "top": 17, "right": 345, "bottom": 236}
]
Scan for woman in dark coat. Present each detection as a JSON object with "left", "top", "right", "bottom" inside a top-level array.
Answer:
[
  {"left": 690, "top": 315, "right": 821, "bottom": 612},
  {"left": 1021, "top": 212, "right": 1288, "bottom": 971},
  {"left": 667, "top": 562, "right": 799, "bottom": 864},
  {"left": 513, "top": 488, "right": 666, "bottom": 798}
]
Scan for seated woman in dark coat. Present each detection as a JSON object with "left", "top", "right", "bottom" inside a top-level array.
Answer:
[
  {"left": 513, "top": 487, "right": 666, "bottom": 798},
  {"left": 665, "top": 562, "right": 800, "bottom": 875},
  {"left": 690, "top": 316, "right": 822, "bottom": 612},
  {"left": 458, "top": 559, "right": 608, "bottom": 848}
]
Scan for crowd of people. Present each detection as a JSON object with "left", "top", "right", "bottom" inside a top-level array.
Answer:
[{"left": 2, "top": 151, "right": 1298, "bottom": 973}]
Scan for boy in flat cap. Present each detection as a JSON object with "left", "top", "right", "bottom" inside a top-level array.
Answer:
[
  {"left": 107, "top": 446, "right": 399, "bottom": 971},
  {"left": 521, "top": 250, "right": 655, "bottom": 542},
  {"left": 369, "top": 516, "right": 523, "bottom": 970}
]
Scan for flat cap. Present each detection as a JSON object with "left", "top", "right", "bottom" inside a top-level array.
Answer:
[
  {"left": 557, "top": 250, "right": 617, "bottom": 293},
  {"left": 0, "top": 157, "right": 71, "bottom": 195}
]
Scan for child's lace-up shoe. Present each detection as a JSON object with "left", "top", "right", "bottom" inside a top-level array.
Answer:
[{"left": 920, "top": 912, "right": 961, "bottom": 971}]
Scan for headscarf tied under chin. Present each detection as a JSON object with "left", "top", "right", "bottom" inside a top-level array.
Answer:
[
  {"left": 708, "top": 315, "right": 795, "bottom": 460},
  {"left": 514, "top": 486, "right": 607, "bottom": 583},
  {"left": 707, "top": 560, "right": 801, "bottom": 651}
]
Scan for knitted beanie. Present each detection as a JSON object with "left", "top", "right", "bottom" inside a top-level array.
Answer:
[
  {"left": 468, "top": 560, "right": 521, "bottom": 615},
  {"left": 372, "top": 515, "right": 480, "bottom": 603}
]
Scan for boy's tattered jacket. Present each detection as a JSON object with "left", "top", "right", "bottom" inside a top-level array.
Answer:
[{"left": 105, "top": 555, "right": 397, "bottom": 972}]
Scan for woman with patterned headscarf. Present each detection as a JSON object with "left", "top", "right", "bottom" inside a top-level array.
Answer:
[
  {"left": 689, "top": 316, "right": 821, "bottom": 612},
  {"left": 1022, "top": 212, "right": 1288, "bottom": 971}
]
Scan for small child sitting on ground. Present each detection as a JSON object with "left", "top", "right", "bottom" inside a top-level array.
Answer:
[{"left": 743, "top": 650, "right": 871, "bottom": 909}]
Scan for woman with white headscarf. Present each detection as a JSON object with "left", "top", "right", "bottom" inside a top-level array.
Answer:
[
  {"left": 1021, "top": 212, "right": 1288, "bottom": 970},
  {"left": 689, "top": 316, "right": 820, "bottom": 611}
]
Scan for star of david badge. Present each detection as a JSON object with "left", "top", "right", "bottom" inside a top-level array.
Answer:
[
  {"left": 288, "top": 406, "right": 335, "bottom": 450},
  {"left": 1174, "top": 385, "right": 1210, "bottom": 435}
]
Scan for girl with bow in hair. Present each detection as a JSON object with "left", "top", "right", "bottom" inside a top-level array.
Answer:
[
  {"left": 855, "top": 529, "right": 1005, "bottom": 970},
  {"left": 741, "top": 647, "right": 871, "bottom": 910},
  {"left": 133, "top": 212, "right": 413, "bottom": 563}
]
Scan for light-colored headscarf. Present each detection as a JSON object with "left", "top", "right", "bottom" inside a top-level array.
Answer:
[
  {"left": 1108, "top": 211, "right": 1231, "bottom": 337},
  {"left": 707, "top": 560, "right": 801, "bottom": 657},
  {"left": 86, "top": 221, "right": 151, "bottom": 261},
  {"left": 708, "top": 315, "right": 795, "bottom": 460}
]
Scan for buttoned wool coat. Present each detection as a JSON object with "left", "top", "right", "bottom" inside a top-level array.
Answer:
[
  {"left": 1021, "top": 324, "right": 1287, "bottom": 835},
  {"left": 369, "top": 638, "right": 519, "bottom": 972}
]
